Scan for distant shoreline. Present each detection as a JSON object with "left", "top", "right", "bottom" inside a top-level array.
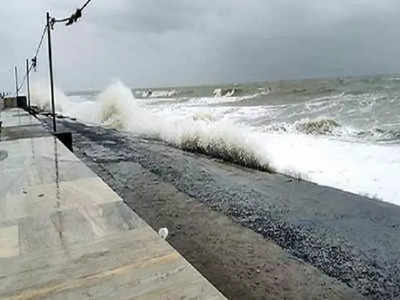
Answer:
[{"left": 63, "top": 72, "right": 400, "bottom": 95}]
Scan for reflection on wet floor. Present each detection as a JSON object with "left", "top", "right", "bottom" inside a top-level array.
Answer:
[
  {"left": 0, "top": 109, "right": 40, "bottom": 127},
  {"left": 0, "top": 136, "right": 134, "bottom": 254},
  {"left": 0, "top": 109, "right": 50, "bottom": 142}
]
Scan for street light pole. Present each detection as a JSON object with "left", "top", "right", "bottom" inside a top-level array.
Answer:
[
  {"left": 26, "top": 59, "right": 31, "bottom": 108},
  {"left": 46, "top": 12, "right": 57, "bottom": 132},
  {"left": 15, "top": 66, "right": 18, "bottom": 100}
]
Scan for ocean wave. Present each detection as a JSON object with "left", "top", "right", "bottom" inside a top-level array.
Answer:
[
  {"left": 32, "top": 82, "right": 273, "bottom": 171},
  {"left": 213, "top": 88, "right": 242, "bottom": 97},
  {"left": 184, "top": 93, "right": 262, "bottom": 106},
  {"left": 141, "top": 89, "right": 177, "bottom": 98},
  {"left": 264, "top": 117, "right": 400, "bottom": 143},
  {"left": 31, "top": 81, "right": 400, "bottom": 205},
  {"left": 31, "top": 80, "right": 98, "bottom": 122},
  {"left": 191, "top": 112, "right": 218, "bottom": 122},
  {"left": 295, "top": 119, "right": 341, "bottom": 135},
  {"left": 344, "top": 90, "right": 369, "bottom": 96},
  {"left": 292, "top": 88, "right": 307, "bottom": 94},
  {"left": 357, "top": 128, "right": 400, "bottom": 143},
  {"left": 93, "top": 82, "right": 273, "bottom": 171},
  {"left": 259, "top": 87, "right": 272, "bottom": 95},
  {"left": 264, "top": 118, "right": 342, "bottom": 136},
  {"left": 180, "top": 133, "right": 271, "bottom": 171},
  {"left": 317, "top": 87, "right": 337, "bottom": 93}
]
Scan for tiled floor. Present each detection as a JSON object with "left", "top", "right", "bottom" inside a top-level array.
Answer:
[
  {"left": 0, "top": 109, "right": 40, "bottom": 127},
  {"left": 0, "top": 108, "right": 225, "bottom": 299}
]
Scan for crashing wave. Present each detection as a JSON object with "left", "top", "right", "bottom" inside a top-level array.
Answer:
[
  {"left": 141, "top": 89, "right": 177, "bottom": 98},
  {"left": 152, "top": 89, "right": 177, "bottom": 98},
  {"left": 259, "top": 87, "right": 272, "bottom": 95},
  {"left": 93, "top": 82, "right": 273, "bottom": 172},
  {"left": 142, "top": 89, "right": 153, "bottom": 98},
  {"left": 30, "top": 80, "right": 98, "bottom": 122},
  {"left": 192, "top": 112, "right": 218, "bottom": 122},
  {"left": 180, "top": 134, "right": 271, "bottom": 171},
  {"left": 213, "top": 88, "right": 223, "bottom": 97},
  {"left": 265, "top": 118, "right": 342, "bottom": 136},
  {"left": 264, "top": 118, "right": 400, "bottom": 143},
  {"left": 30, "top": 80, "right": 400, "bottom": 204},
  {"left": 213, "top": 88, "right": 241, "bottom": 97},
  {"left": 295, "top": 119, "right": 341, "bottom": 135},
  {"left": 357, "top": 128, "right": 400, "bottom": 143}
]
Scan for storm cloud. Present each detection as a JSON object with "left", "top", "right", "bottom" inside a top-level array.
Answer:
[{"left": 1, "top": 0, "right": 400, "bottom": 92}]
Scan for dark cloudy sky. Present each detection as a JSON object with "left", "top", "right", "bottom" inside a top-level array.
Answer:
[{"left": 1, "top": 0, "right": 400, "bottom": 92}]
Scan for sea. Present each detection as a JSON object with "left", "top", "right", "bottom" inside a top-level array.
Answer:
[{"left": 31, "top": 74, "right": 400, "bottom": 205}]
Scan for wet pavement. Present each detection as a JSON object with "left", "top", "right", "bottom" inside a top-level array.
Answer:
[
  {"left": 0, "top": 108, "right": 226, "bottom": 300},
  {"left": 0, "top": 109, "right": 49, "bottom": 142}
]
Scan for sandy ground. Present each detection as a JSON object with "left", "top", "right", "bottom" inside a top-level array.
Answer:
[{"left": 40, "top": 117, "right": 400, "bottom": 299}]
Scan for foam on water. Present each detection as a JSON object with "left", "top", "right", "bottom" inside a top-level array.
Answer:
[
  {"left": 145, "top": 89, "right": 177, "bottom": 98},
  {"left": 31, "top": 81, "right": 98, "bottom": 122},
  {"left": 31, "top": 81, "right": 400, "bottom": 205}
]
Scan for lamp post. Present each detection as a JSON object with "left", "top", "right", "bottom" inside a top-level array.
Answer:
[
  {"left": 47, "top": 12, "right": 57, "bottom": 132},
  {"left": 14, "top": 66, "right": 18, "bottom": 100},
  {"left": 26, "top": 59, "right": 31, "bottom": 108}
]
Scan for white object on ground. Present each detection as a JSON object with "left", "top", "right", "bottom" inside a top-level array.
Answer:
[{"left": 158, "top": 227, "right": 169, "bottom": 240}]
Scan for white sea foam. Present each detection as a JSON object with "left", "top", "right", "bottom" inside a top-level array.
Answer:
[
  {"left": 31, "top": 80, "right": 98, "bottom": 122},
  {"left": 141, "top": 89, "right": 177, "bottom": 98},
  {"left": 32, "top": 81, "right": 400, "bottom": 206}
]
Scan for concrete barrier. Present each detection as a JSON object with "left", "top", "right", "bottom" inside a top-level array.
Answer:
[
  {"left": 17, "top": 96, "right": 27, "bottom": 108},
  {"left": 54, "top": 131, "right": 73, "bottom": 152}
]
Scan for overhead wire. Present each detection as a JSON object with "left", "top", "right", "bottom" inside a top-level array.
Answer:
[
  {"left": 17, "top": 24, "right": 48, "bottom": 92},
  {"left": 16, "top": 0, "right": 94, "bottom": 93},
  {"left": 80, "top": 0, "right": 92, "bottom": 11},
  {"left": 34, "top": 25, "right": 48, "bottom": 59},
  {"left": 17, "top": 64, "right": 34, "bottom": 92}
]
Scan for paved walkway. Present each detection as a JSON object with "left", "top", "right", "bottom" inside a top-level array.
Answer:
[{"left": 0, "top": 108, "right": 225, "bottom": 299}]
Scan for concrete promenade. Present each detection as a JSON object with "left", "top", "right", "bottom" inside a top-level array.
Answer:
[{"left": 0, "top": 108, "right": 225, "bottom": 299}]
